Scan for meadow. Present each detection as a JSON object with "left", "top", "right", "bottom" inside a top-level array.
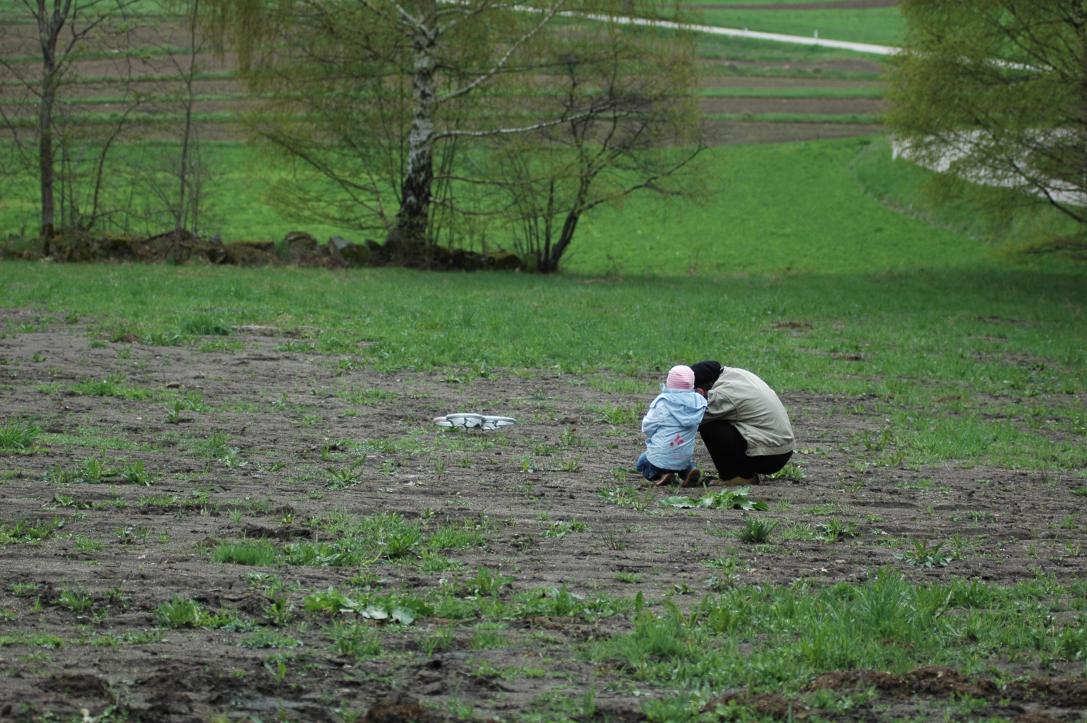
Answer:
[{"left": 2, "top": 2, "right": 1087, "bottom": 721}]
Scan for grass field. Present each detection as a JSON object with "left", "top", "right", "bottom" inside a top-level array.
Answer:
[{"left": 2, "top": 3, "right": 1086, "bottom": 721}]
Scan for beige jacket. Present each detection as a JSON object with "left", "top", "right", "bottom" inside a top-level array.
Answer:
[{"left": 703, "top": 367, "right": 794, "bottom": 456}]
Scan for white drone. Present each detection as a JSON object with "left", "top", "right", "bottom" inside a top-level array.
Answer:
[{"left": 433, "top": 413, "right": 516, "bottom": 431}]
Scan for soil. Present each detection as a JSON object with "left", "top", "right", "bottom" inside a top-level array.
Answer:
[{"left": 0, "top": 310, "right": 1084, "bottom": 721}]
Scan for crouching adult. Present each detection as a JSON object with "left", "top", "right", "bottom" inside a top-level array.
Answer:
[{"left": 689, "top": 361, "right": 794, "bottom": 485}]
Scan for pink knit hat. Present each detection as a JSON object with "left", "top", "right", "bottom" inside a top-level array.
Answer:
[{"left": 665, "top": 364, "right": 695, "bottom": 391}]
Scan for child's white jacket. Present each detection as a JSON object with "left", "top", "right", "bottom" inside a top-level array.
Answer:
[{"left": 641, "top": 388, "right": 707, "bottom": 470}]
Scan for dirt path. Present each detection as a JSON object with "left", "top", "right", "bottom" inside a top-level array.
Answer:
[{"left": 1, "top": 315, "right": 1083, "bottom": 720}]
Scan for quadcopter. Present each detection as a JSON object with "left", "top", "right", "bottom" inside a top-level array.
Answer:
[{"left": 433, "top": 413, "right": 516, "bottom": 430}]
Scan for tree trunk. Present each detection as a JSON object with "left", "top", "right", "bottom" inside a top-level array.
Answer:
[
  {"left": 542, "top": 209, "right": 580, "bottom": 273},
  {"left": 36, "top": 3, "right": 61, "bottom": 252},
  {"left": 386, "top": 14, "right": 438, "bottom": 263}
]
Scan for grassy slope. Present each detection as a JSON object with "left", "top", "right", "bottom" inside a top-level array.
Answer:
[{"left": 696, "top": 7, "right": 905, "bottom": 46}]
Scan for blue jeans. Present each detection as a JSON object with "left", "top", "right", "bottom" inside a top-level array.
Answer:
[{"left": 636, "top": 452, "right": 693, "bottom": 481}]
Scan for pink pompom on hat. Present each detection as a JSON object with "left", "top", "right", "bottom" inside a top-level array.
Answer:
[{"left": 665, "top": 364, "right": 695, "bottom": 391}]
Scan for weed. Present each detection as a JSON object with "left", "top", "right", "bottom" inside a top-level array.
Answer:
[
  {"left": 212, "top": 540, "right": 278, "bottom": 566},
  {"left": 771, "top": 462, "right": 806, "bottom": 481},
  {"left": 420, "top": 627, "right": 455, "bottom": 655},
  {"left": 593, "top": 403, "right": 641, "bottom": 426},
  {"left": 115, "top": 526, "right": 151, "bottom": 544},
  {"left": 327, "top": 621, "right": 383, "bottom": 659},
  {"left": 818, "top": 520, "right": 859, "bottom": 542},
  {"left": 73, "top": 535, "right": 103, "bottom": 552},
  {"left": 544, "top": 520, "right": 589, "bottom": 538},
  {"left": 738, "top": 517, "right": 776, "bottom": 544},
  {"left": 121, "top": 460, "right": 152, "bottom": 486},
  {"left": 156, "top": 596, "right": 210, "bottom": 628},
  {"left": 559, "top": 428, "right": 593, "bottom": 448},
  {"left": 164, "top": 401, "right": 185, "bottom": 424},
  {"left": 264, "top": 653, "right": 292, "bottom": 683},
  {"left": 46, "top": 464, "right": 79, "bottom": 484},
  {"left": 0, "top": 517, "right": 65, "bottom": 545},
  {"left": 263, "top": 596, "right": 293, "bottom": 627},
  {"left": 600, "top": 484, "right": 655, "bottom": 511},
  {"left": 470, "top": 622, "right": 509, "bottom": 650},
  {"left": 0, "top": 419, "right": 41, "bottom": 453},
  {"left": 660, "top": 488, "right": 768, "bottom": 511},
  {"left": 56, "top": 589, "right": 94, "bottom": 614},
  {"left": 196, "top": 432, "right": 243, "bottom": 467},
  {"left": 81, "top": 457, "right": 107, "bottom": 483},
  {"left": 466, "top": 567, "right": 514, "bottom": 597},
  {"left": 70, "top": 374, "right": 151, "bottom": 400},
  {"left": 326, "top": 467, "right": 360, "bottom": 490},
  {"left": 898, "top": 540, "right": 952, "bottom": 568},
  {"left": 560, "top": 456, "right": 582, "bottom": 472}
]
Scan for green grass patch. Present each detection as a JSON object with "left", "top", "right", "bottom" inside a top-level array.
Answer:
[
  {"left": 0, "top": 517, "right": 65, "bottom": 545},
  {"left": 697, "top": 6, "right": 906, "bottom": 46},
  {"left": 591, "top": 571, "right": 1087, "bottom": 717},
  {"left": 0, "top": 419, "right": 41, "bottom": 453}
]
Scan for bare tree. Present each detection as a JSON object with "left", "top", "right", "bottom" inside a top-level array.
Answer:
[
  {"left": 1, "top": 0, "right": 141, "bottom": 253},
  {"left": 487, "top": 28, "right": 704, "bottom": 272}
]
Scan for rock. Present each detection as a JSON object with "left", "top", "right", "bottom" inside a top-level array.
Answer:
[
  {"left": 220, "top": 241, "right": 277, "bottom": 266},
  {"left": 280, "top": 231, "right": 318, "bottom": 261},
  {"left": 328, "top": 235, "right": 372, "bottom": 267}
]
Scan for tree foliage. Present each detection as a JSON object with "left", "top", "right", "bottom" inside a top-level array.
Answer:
[
  {"left": 200, "top": 0, "right": 703, "bottom": 269},
  {"left": 887, "top": 1, "right": 1087, "bottom": 233}
]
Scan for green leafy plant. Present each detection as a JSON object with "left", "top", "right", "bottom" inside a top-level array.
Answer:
[
  {"left": 544, "top": 520, "right": 589, "bottom": 538},
  {"left": 121, "top": 460, "right": 152, "bottom": 486},
  {"left": 156, "top": 596, "right": 211, "bottom": 628},
  {"left": 212, "top": 540, "right": 278, "bottom": 566},
  {"left": 660, "top": 488, "right": 769, "bottom": 511},
  {"left": 0, "top": 419, "right": 41, "bottom": 453},
  {"left": 818, "top": 520, "right": 859, "bottom": 542},
  {"left": 770, "top": 462, "right": 806, "bottom": 481},
  {"left": 600, "top": 485, "right": 654, "bottom": 511},
  {"left": 326, "top": 467, "right": 360, "bottom": 490},
  {"left": 327, "top": 621, "right": 383, "bottom": 659},
  {"left": 0, "top": 517, "right": 64, "bottom": 545},
  {"left": 45, "top": 464, "right": 79, "bottom": 485},
  {"left": 898, "top": 540, "right": 952, "bottom": 568},
  {"left": 466, "top": 567, "right": 514, "bottom": 597},
  {"left": 81, "top": 457, "right": 107, "bottom": 483},
  {"left": 56, "top": 589, "right": 94, "bottom": 614},
  {"left": 737, "top": 517, "right": 777, "bottom": 544}
]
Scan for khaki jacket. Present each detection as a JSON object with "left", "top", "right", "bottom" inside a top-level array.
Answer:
[{"left": 703, "top": 367, "right": 794, "bottom": 456}]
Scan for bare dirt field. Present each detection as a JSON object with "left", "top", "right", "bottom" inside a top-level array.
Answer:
[{"left": 1, "top": 310, "right": 1085, "bottom": 721}]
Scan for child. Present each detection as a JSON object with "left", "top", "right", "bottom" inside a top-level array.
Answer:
[{"left": 637, "top": 365, "right": 707, "bottom": 487}]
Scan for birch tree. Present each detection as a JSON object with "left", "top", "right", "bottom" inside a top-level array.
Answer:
[{"left": 202, "top": 0, "right": 700, "bottom": 265}]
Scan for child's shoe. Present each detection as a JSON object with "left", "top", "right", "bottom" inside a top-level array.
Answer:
[
  {"left": 654, "top": 472, "right": 676, "bottom": 486},
  {"left": 681, "top": 468, "right": 702, "bottom": 487}
]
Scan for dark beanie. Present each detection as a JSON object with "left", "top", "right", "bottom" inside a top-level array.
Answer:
[{"left": 690, "top": 360, "right": 723, "bottom": 390}]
